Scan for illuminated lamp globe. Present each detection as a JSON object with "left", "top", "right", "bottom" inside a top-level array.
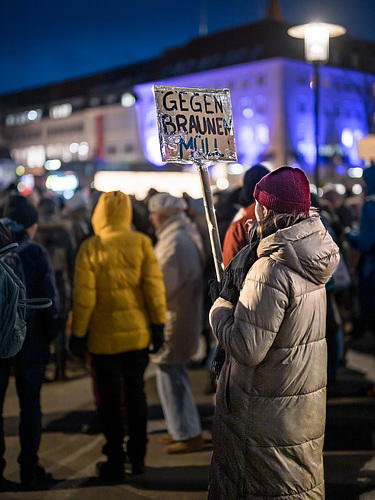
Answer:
[{"left": 287, "top": 23, "right": 346, "bottom": 63}]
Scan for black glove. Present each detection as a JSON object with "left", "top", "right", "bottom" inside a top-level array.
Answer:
[
  {"left": 69, "top": 334, "right": 87, "bottom": 360},
  {"left": 149, "top": 324, "right": 164, "bottom": 354},
  {"left": 208, "top": 278, "right": 222, "bottom": 304}
]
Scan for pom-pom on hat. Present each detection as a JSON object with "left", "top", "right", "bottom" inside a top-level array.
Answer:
[
  {"left": 3, "top": 195, "right": 38, "bottom": 229},
  {"left": 148, "top": 193, "right": 188, "bottom": 216},
  {"left": 253, "top": 166, "right": 311, "bottom": 214}
]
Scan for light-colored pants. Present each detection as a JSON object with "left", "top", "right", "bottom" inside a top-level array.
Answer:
[{"left": 155, "top": 363, "right": 202, "bottom": 441}]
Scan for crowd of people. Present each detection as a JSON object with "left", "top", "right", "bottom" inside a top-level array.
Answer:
[{"left": 0, "top": 163, "right": 373, "bottom": 496}]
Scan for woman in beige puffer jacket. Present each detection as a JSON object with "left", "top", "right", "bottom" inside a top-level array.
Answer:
[{"left": 209, "top": 167, "right": 340, "bottom": 499}]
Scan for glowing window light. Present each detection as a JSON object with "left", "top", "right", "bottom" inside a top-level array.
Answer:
[
  {"left": 69, "top": 142, "right": 79, "bottom": 153},
  {"left": 28, "top": 110, "right": 39, "bottom": 121},
  {"left": 121, "top": 93, "right": 136, "bottom": 108},
  {"left": 49, "top": 103, "right": 72, "bottom": 120},
  {"left": 5, "top": 115, "right": 15, "bottom": 126},
  {"left": 297, "top": 140, "right": 316, "bottom": 165},
  {"left": 242, "top": 107, "right": 254, "bottom": 119},
  {"left": 354, "top": 129, "right": 365, "bottom": 141},
  {"left": 348, "top": 167, "right": 363, "bottom": 178},
  {"left": 6, "top": 109, "right": 42, "bottom": 126},
  {"left": 352, "top": 184, "right": 363, "bottom": 195},
  {"left": 216, "top": 178, "right": 229, "bottom": 190},
  {"left": 238, "top": 125, "right": 254, "bottom": 144},
  {"left": 257, "top": 124, "right": 270, "bottom": 145},
  {"left": 227, "top": 163, "right": 244, "bottom": 175},
  {"left": 45, "top": 159, "right": 61, "bottom": 171},
  {"left": 46, "top": 174, "right": 78, "bottom": 192},
  {"left": 341, "top": 128, "right": 354, "bottom": 148}
]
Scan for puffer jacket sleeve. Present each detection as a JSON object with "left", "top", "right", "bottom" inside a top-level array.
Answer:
[
  {"left": 72, "top": 238, "right": 96, "bottom": 338},
  {"left": 210, "top": 259, "right": 289, "bottom": 366},
  {"left": 140, "top": 237, "right": 166, "bottom": 325}
]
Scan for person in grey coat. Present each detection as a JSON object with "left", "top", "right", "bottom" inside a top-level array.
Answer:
[
  {"left": 148, "top": 193, "right": 205, "bottom": 455},
  {"left": 209, "top": 167, "right": 340, "bottom": 499}
]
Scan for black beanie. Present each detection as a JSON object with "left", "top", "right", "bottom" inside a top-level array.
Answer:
[
  {"left": 3, "top": 195, "right": 38, "bottom": 229},
  {"left": 238, "top": 164, "right": 270, "bottom": 207}
]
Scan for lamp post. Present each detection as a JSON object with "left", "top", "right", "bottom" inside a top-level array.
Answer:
[{"left": 288, "top": 22, "right": 346, "bottom": 189}]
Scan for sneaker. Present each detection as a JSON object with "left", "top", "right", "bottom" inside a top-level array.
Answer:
[
  {"left": 0, "top": 476, "right": 18, "bottom": 492},
  {"left": 164, "top": 434, "right": 205, "bottom": 455},
  {"left": 158, "top": 433, "right": 174, "bottom": 445},
  {"left": 96, "top": 460, "right": 124, "bottom": 482},
  {"left": 20, "top": 464, "right": 54, "bottom": 490}
]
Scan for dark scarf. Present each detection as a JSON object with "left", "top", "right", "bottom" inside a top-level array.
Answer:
[{"left": 210, "top": 233, "right": 260, "bottom": 380}]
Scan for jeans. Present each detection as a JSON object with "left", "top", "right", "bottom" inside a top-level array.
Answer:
[
  {"left": 156, "top": 363, "right": 202, "bottom": 441},
  {"left": 0, "top": 353, "right": 47, "bottom": 475},
  {"left": 92, "top": 349, "right": 149, "bottom": 468}
]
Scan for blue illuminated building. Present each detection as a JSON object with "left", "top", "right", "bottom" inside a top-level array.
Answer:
[{"left": 0, "top": 12, "right": 374, "bottom": 193}]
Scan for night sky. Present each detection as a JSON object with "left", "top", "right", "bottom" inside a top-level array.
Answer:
[{"left": 1, "top": 0, "right": 375, "bottom": 96}]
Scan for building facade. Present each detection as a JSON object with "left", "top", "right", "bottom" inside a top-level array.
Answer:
[{"left": 1, "top": 18, "right": 374, "bottom": 198}]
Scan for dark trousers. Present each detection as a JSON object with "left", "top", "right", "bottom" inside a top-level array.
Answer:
[
  {"left": 92, "top": 349, "right": 149, "bottom": 468},
  {"left": 0, "top": 354, "right": 46, "bottom": 474}
]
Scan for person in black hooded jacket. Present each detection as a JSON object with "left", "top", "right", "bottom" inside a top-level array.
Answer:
[{"left": 0, "top": 195, "right": 59, "bottom": 491}]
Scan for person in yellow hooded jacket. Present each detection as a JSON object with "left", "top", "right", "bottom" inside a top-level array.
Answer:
[{"left": 70, "top": 190, "right": 166, "bottom": 481}]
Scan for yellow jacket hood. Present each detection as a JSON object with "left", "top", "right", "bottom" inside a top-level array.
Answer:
[{"left": 92, "top": 191, "right": 132, "bottom": 235}]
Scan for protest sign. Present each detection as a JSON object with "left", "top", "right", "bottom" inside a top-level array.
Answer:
[{"left": 153, "top": 85, "right": 237, "bottom": 163}]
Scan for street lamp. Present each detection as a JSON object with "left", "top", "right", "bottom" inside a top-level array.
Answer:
[{"left": 288, "top": 22, "right": 346, "bottom": 188}]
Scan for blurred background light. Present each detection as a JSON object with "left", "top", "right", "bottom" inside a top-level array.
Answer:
[
  {"left": 45, "top": 159, "right": 61, "bottom": 171},
  {"left": 352, "top": 183, "right": 363, "bottom": 195},
  {"left": 216, "top": 177, "right": 229, "bottom": 190},
  {"left": 121, "top": 92, "right": 136, "bottom": 108}
]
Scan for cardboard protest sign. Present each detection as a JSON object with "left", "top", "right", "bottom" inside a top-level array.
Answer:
[
  {"left": 153, "top": 85, "right": 237, "bottom": 163},
  {"left": 358, "top": 135, "right": 375, "bottom": 160}
]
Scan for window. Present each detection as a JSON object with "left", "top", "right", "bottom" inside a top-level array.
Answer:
[{"left": 107, "top": 145, "right": 117, "bottom": 155}]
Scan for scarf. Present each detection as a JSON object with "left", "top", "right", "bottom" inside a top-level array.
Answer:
[{"left": 210, "top": 234, "right": 259, "bottom": 380}]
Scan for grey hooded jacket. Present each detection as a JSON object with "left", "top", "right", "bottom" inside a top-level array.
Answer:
[
  {"left": 209, "top": 216, "right": 340, "bottom": 499},
  {"left": 152, "top": 212, "right": 205, "bottom": 365}
]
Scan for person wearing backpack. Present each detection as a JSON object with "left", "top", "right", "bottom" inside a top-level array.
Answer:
[{"left": 0, "top": 195, "right": 59, "bottom": 491}]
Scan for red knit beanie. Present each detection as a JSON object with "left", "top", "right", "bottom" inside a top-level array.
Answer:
[{"left": 253, "top": 166, "right": 311, "bottom": 214}]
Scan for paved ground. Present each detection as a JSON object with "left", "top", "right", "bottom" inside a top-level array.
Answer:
[{"left": 1, "top": 334, "right": 375, "bottom": 499}]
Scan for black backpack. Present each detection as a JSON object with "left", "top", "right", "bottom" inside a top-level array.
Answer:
[{"left": 0, "top": 242, "right": 52, "bottom": 358}]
